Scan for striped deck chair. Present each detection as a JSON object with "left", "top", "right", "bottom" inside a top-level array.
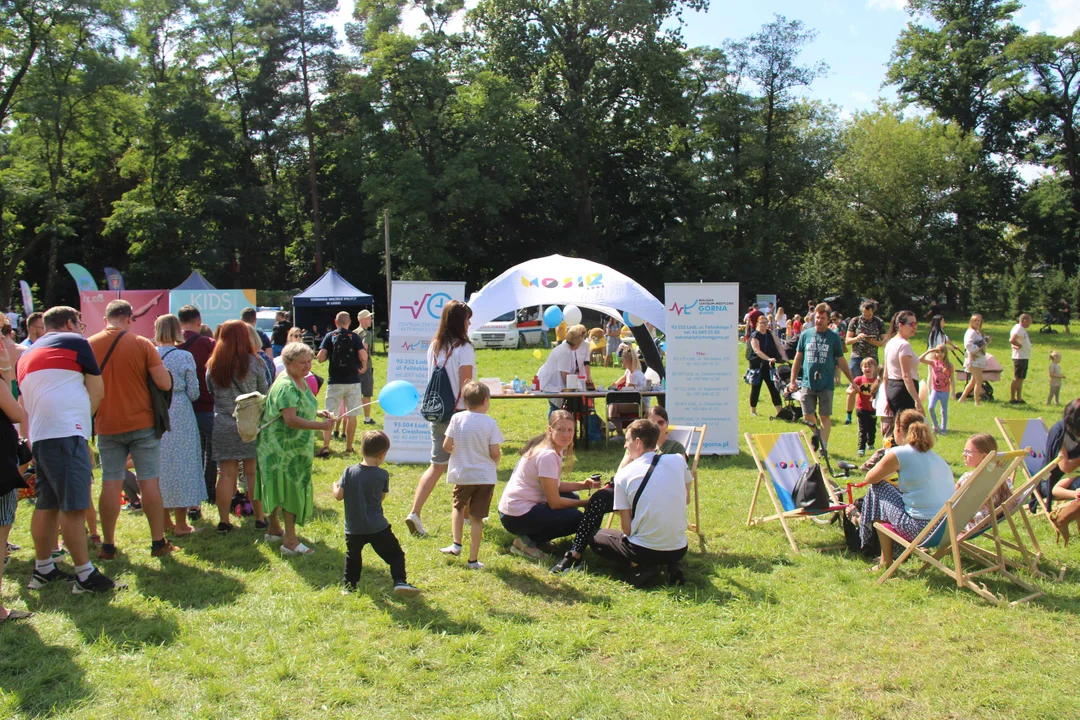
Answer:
[
  {"left": 996, "top": 417, "right": 1064, "bottom": 544},
  {"left": 875, "top": 450, "right": 1044, "bottom": 606},
  {"left": 666, "top": 424, "right": 706, "bottom": 539},
  {"left": 745, "top": 431, "right": 847, "bottom": 553}
]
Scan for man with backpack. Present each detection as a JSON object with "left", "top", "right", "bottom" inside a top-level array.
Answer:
[{"left": 317, "top": 311, "right": 369, "bottom": 455}]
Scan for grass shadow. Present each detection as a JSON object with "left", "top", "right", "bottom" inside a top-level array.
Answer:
[
  {"left": 489, "top": 563, "right": 613, "bottom": 606},
  {"left": 349, "top": 569, "right": 488, "bottom": 636},
  {"left": 0, "top": 621, "right": 91, "bottom": 717},
  {"left": 175, "top": 528, "right": 273, "bottom": 573},
  {"left": 285, "top": 541, "right": 346, "bottom": 590},
  {"left": 127, "top": 555, "right": 246, "bottom": 610}
]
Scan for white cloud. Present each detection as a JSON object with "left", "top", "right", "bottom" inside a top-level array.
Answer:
[
  {"left": 1045, "top": 0, "right": 1080, "bottom": 35},
  {"left": 866, "top": 0, "right": 906, "bottom": 11}
]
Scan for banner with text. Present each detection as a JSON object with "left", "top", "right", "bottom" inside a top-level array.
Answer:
[
  {"left": 665, "top": 283, "right": 739, "bottom": 455},
  {"left": 80, "top": 290, "right": 169, "bottom": 339},
  {"left": 385, "top": 280, "right": 465, "bottom": 464},
  {"left": 170, "top": 289, "right": 257, "bottom": 332}
]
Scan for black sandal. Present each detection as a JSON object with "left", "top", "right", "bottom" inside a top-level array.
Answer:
[
  {"left": 217, "top": 522, "right": 234, "bottom": 534},
  {"left": 254, "top": 520, "right": 268, "bottom": 530}
]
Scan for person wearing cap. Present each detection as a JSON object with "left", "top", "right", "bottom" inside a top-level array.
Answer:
[{"left": 356, "top": 309, "right": 377, "bottom": 425}]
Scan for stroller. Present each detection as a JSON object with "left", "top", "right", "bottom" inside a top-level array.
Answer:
[
  {"left": 948, "top": 345, "right": 997, "bottom": 401},
  {"left": 771, "top": 363, "right": 803, "bottom": 423},
  {"left": 1039, "top": 310, "right": 1061, "bottom": 334}
]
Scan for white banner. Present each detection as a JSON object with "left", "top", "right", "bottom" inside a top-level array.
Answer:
[
  {"left": 665, "top": 283, "right": 739, "bottom": 455},
  {"left": 385, "top": 280, "right": 466, "bottom": 464}
]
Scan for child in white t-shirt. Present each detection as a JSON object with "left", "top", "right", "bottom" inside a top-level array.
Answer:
[
  {"left": 440, "top": 381, "right": 504, "bottom": 569},
  {"left": 1049, "top": 351, "right": 1065, "bottom": 405}
]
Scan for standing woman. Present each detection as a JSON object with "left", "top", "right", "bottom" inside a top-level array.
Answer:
[
  {"left": 0, "top": 338, "right": 29, "bottom": 623},
  {"left": 404, "top": 300, "right": 476, "bottom": 537},
  {"left": 748, "top": 314, "right": 788, "bottom": 417},
  {"left": 256, "top": 342, "right": 335, "bottom": 554},
  {"left": 926, "top": 315, "right": 959, "bottom": 352},
  {"left": 884, "top": 310, "right": 924, "bottom": 419},
  {"left": 248, "top": 324, "right": 276, "bottom": 386},
  {"left": 957, "top": 314, "right": 990, "bottom": 405},
  {"left": 775, "top": 307, "right": 788, "bottom": 340},
  {"left": 206, "top": 320, "right": 269, "bottom": 534},
  {"left": 154, "top": 314, "right": 206, "bottom": 536}
]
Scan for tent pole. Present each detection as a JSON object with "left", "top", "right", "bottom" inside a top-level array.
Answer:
[{"left": 383, "top": 209, "right": 392, "bottom": 313}]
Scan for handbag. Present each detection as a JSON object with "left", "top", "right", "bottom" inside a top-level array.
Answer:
[
  {"left": 149, "top": 347, "right": 176, "bottom": 438},
  {"left": 792, "top": 463, "right": 831, "bottom": 511}
]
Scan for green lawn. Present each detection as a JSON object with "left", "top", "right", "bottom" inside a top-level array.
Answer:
[{"left": 3, "top": 319, "right": 1080, "bottom": 718}]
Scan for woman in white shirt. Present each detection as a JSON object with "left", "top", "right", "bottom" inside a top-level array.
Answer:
[
  {"left": 536, "top": 325, "right": 589, "bottom": 412},
  {"left": 775, "top": 307, "right": 788, "bottom": 339},
  {"left": 404, "top": 300, "right": 476, "bottom": 537},
  {"left": 497, "top": 410, "right": 600, "bottom": 558},
  {"left": 957, "top": 314, "right": 990, "bottom": 406}
]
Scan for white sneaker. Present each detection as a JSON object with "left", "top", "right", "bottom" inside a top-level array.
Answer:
[
  {"left": 467, "top": 560, "right": 485, "bottom": 570},
  {"left": 439, "top": 543, "right": 461, "bottom": 556},
  {"left": 405, "top": 513, "right": 426, "bottom": 537}
]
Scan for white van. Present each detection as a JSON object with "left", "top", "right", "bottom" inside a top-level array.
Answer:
[{"left": 469, "top": 306, "right": 548, "bottom": 349}]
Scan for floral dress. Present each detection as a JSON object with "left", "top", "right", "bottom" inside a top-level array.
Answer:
[
  {"left": 255, "top": 375, "right": 317, "bottom": 525},
  {"left": 157, "top": 346, "right": 206, "bottom": 508}
]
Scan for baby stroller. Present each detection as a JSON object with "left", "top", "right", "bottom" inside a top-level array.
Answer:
[
  {"left": 1039, "top": 311, "right": 1060, "bottom": 334},
  {"left": 949, "top": 345, "right": 998, "bottom": 401},
  {"left": 772, "top": 363, "right": 803, "bottom": 423}
]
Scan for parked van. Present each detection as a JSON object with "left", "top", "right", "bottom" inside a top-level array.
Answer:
[{"left": 469, "top": 306, "right": 548, "bottom": 349}]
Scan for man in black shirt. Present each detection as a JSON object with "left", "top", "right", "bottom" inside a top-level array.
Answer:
[
  {"left": 844, "top": 301, "right": 885, "bottom": 425},
  {"left": 270, "top": 311, "right": 292, "bottom": 357}
]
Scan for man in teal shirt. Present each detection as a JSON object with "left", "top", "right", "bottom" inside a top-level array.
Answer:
[{"left": 787, "top": 303, "right": 855, "bottom": 449}]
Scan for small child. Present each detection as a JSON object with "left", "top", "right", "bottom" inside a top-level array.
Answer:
[
  {"left": 1049, "top": 351, "right": 1065, "bottom": 405},
  {"left": 440, "top": 381, "right": 504, "bottom": 569},
  {"left": 853, "top": 357, "right": 879, "bottom": 456},
  {"left": 332, "top": 431, "right": 421, "bottom": 597},
  {"left": 920, "top": 344, "right": 955, "bottom": 435}
]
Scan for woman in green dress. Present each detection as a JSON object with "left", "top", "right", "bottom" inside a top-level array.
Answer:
[{"left": 256, "top": 342, "right": 334, "bottom": 555}]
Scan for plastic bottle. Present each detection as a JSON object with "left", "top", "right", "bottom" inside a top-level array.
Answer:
[
  {"left": 512, "top": 375, "right": 522, "bottom": 394},
  {"left": 532, "top": 374, "right": 540, "bottom": 391}
]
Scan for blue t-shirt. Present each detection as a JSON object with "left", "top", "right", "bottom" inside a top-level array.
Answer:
[
  {"left": 796, "top": 328, "right": 845, "bottom": 391},
  {"left": 892, "top": 445, "right": 956, "bottom": 520}
]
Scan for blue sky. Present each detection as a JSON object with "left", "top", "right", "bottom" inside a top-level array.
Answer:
[{"left": 332, "top": 0, "right": 1080, "bottom": 115}]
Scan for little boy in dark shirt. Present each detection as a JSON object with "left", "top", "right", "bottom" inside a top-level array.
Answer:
[{"left": 332, "top": 431, "right": 421, "bottom": 597}]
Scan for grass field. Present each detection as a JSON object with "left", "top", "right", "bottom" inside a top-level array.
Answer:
[{"left": 4, "top": 319, "right": 1080, "bottom": 718}]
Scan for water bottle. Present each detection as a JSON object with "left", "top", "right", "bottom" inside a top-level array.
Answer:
[{"left": 513, "top": 375, "right": 523, "bottom": 394}]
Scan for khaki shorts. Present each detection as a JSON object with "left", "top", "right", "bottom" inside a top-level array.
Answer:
[{"left": 452, "top": 484, "right": 495, "bottom": 520}]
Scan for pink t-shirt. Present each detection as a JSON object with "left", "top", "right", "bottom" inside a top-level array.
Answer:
[
  {"left": 497, "top": 447, "right": 563, "bottom": 517},
  {"left": 884, "top": 336, "right": 917, "bottom": 381},
  {"left": 931, "top": 360, "right": 952, "bottom": 392}
]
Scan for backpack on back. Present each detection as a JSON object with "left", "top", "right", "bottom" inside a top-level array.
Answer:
[
  {"left": 420, "top": 348, "right": 458, "bottom": 423},
  {"left": 330, "top": 329, "right": 357, "bottom": 375}
]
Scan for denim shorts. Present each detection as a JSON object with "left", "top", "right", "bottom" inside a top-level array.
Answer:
[
  {"left": 98, "top": 427, "right": 161, "bottom": 481},
  {"left": 32, "top": 436, "right": 94, "bottom": 512}
]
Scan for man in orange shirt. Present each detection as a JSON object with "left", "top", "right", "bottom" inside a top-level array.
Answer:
[{"left": 89, "top": 300, "right": 174, "bottom": 560}]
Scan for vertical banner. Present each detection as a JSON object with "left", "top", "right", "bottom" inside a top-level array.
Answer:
[
  {"left": 385, "top": 280, "right": 465, "bottom": 464},
  {"left": 665, "top": 283, "right": 739, "bottom": 455},
  {"left": 19, "top": 281, "right": 33, "bottom": 314},
  {"left": 104, "top": 267, "right": 125, "bottom": 290},
  {"left": 64, "top": 263, "right": 98, "bottom": 291},
  {"left": 756, "top": 294, "right": 777, "bottom": 313},
  {"left": 169, "top": 289, "right": 257, "bottom": 332}
]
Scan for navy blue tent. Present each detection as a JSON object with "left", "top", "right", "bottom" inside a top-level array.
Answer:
[
  {"left": 173, "top": 271, "right": 216, "bottom": 291},
  {"left": 292, "top": 269, "right": 374, "bottom": 333}
]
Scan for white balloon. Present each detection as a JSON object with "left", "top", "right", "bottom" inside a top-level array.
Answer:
[
  {"left": 624, "top": 312, "right": 643, "bottom": 327},
  {"left": 562, "top": 305, "right": 582, "bottom": 326}
]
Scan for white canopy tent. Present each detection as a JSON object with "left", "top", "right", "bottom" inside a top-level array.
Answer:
[{"left": 468, "top": 254, "right": 666, "bottom": 331}]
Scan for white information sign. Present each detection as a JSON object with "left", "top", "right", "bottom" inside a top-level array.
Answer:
[
  {"left": 385, "top": 280, "right": 466, "bottom": 464},
  {"left": 665, "top": 283, "right": 739, "bottom": 455}
]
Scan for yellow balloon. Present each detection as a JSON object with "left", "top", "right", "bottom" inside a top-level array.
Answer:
[{"left": 532, "top": 349, "right": 542, "bottom": 359}]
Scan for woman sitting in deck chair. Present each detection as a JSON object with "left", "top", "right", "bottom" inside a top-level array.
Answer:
[{"left": 848, "top": 410, "right": 954, "bottom": 565}]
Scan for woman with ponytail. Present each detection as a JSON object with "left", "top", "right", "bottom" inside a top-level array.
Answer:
[{"left": 853, "top": 410, "right": 955, "bottom": 560}]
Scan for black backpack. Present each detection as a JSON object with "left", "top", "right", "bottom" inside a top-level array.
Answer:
[
  {"left": 330, "top": 329, "right": 357, "bottom": 375},
  {"left": 420, "top": 349, "right": 458, "bottom": 423}
]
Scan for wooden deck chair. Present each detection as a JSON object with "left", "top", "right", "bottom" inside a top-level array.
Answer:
[
  {"left": 995, "top": 416, "right": 1063, "bottom": 543},
  {"left": 745, "top": 431, "right": 847, "bottom": 553},
  {"left": 667, "top": 424, "right": 706, "bottom": 538},
  {"left": 875, "top": 450, "right": 1044, "bottom": 606}
]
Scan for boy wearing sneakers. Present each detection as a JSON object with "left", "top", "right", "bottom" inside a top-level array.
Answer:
[
  {"left": 332, "top": 431, "right": 420, "bottom": 597},
  {"left": 440, "top": 381, "right": 504, "bottom": 569},
  {"left": 854, "top": 357, "right": 879, "bottom": 457}
]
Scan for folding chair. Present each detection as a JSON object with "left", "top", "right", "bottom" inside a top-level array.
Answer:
[
  {"left": 875, "top": 450, "right": 1044, "bottom": 606},
  {"left": 745, "top": 431, "right": 847, "bottom": 553},
  {"left": 667, "top": 424, "right": 706, "bottom": 539},
  {"left": 604, "top": 390, "right": 642, "bottom": 441},
  {"left": 995, "top": 417, "right": 1064, "bottom": 543}
]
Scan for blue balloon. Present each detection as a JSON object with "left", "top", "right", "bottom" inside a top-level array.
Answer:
[
  {"left": 659, "top": 341, "right": 666, "bottom": 351},
  {"left": 379, "top": 381, "right": 420, "bottom": 416},
  {"left": 543, "top": 305, "right": 563, "bottom": 327}
]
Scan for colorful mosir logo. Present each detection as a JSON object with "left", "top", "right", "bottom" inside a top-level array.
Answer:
[
  {"left": 519, "top": 273, "right": 603, "bottom": 290},
  {"left": 773, "top": 459, "right": 809, "bottom": 471},
  {"left": 399, "top": 292, "right": 452, "bottom": 320}
]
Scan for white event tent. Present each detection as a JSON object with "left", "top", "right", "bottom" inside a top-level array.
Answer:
[{"left": 468, "top": 254, "right": 666, "bottom": 331}]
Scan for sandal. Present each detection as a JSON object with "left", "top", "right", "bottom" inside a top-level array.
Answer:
[
  {"left": 173, "top": 527, "right": 204, "bottom": 537},
  {"left": 510, "top": 538, "right": 546, "bottom": 560},
  {"left": 217, "top": 522, "right": 234, "bottom": 534},
  {"left": 281, "top": 542, "right": 314, "bottom": 556},
  {"left": 315, "top": 448, "right": 331, "bottom": 458},
  {"left": 0, "top": 608, "right": 33, "bottom": 625}
]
